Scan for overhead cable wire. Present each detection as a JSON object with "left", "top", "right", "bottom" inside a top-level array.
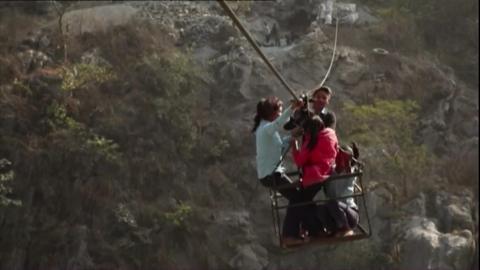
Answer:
[{"left": 217, "top": 0, "right": 300, "bottom": 101}]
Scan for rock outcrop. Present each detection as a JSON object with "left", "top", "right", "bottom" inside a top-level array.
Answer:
[{"left": 0, "top": 1, "right": 477, "bottom": 270}]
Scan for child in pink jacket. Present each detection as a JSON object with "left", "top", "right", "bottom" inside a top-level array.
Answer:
[{"left": 292, "top": 115, "right": 338, "bottom": 188}]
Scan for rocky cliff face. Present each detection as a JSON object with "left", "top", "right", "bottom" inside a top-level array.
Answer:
[{"left": 0, "top": 1, "right": 478, "bottom": 270}]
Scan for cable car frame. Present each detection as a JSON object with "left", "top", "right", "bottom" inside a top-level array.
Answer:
[{"left": 269, "top": 165, "right": 372, "bottom": 248}]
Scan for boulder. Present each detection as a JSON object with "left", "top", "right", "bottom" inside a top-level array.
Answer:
[
  {"left": 399, "top": 216, "right": 475, "bottom": 270},
  {"left": 80, "top": 47, "right": 112, "bottom": 68},
  {"left": 16, "top": 49, "right": 52, "bottom": 73},
  {"left": 17, "top": 29, "right": 51, "bottom": 51},
  {"left": 62, "top": 5, "right": 139, "bottom": 36},
  {"left": 228, "top": 244, "right": 269, "bottom": 270},
  {"left": 402, "top": 192, "right": 427, "bottom": 217},
  {"left": 366, "top": 182, "right": 397, "bottom": 242},
  {"left": 433, "top": 191, "right": 475, "bottom": 232},
  {"left": 335, "top": 3, "right": 359, "bottom": 24}
]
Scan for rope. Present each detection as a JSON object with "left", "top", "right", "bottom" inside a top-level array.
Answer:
[
  {"left": 309, "top": 14, "right": 340, "bottom": 94},
  {"left": 217, "top": 0, "right": 300, "bottom": 101}
]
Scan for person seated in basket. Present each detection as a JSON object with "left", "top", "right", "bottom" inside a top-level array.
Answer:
[{"left": 252, "top": 96, "right": 308, "bottom": 246}]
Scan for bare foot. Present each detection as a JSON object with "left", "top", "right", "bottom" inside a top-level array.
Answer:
[{"left": 334, "top": 229, "right": 354, "bottom": 237}]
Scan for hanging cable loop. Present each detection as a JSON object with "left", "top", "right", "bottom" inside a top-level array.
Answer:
[
  {"left": 309, "top": 15, "right": 339, "bottom": 94},
  {"left": 217, "top": 0, "right": 341, "bottom": 101}
]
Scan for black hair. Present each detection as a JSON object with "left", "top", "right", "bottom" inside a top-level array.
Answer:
[
  {"left": 322, "top": 111, "right": 336, "bottom": 129},
  {"left": 303, "top": 115, "right": 325, "bottom": 150},
  {"left": 312, "top": 85, "right": 333, "bottom": 97},
  {"left": 252, "top": 96, "right": 282, "bottom": 133}
]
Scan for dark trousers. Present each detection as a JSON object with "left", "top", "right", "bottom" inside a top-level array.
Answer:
[
  {"left": 304, "top": 200, "right": 359, "bottom": 236},
  {"left": 260, "top": 173, "right": 304, "bottom": 237},
  {"left": 326, "top": 200, "right": 359, "bottom": 231},
  {"left": 260, "top": 173, "right": 323, "bottom": 238},
  {"left": 260, "top": 172, "right": 303, "bottom": 202}
]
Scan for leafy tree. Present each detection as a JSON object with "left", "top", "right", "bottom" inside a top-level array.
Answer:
[
  {"left": 339, "top": 99, "right": 434, "bottom": 199},
  {"left": 61, "top": 63, "right": 116, "bottom": 92},
  {"left": 138, "top": 52, "right": 203, "bottom": 159}
]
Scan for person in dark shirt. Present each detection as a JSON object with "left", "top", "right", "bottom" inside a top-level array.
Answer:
[
  {"left": 284, "top": 85, "right": 336, "bottom": 131},
  {"left": 310, "top": 86, "right": 335, "bottom": 129}
]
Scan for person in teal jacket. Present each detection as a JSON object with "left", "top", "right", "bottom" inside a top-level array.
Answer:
[{"left": 252, "top": 96, "right": 305, "bottom": 246}]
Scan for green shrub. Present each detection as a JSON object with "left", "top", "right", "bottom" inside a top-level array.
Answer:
[
  {"left": 339, "top": 99, "right": 434, "bottom": 198},
  {"left": 45, "top": 101, "right": 79, "bottom": 130},
  {"left": 163, "top": 202, "right": 192, "bottom": 227},
  {"left": 114, "top": 203, "right": 138, "bottom": 227},
  {"left": 61, "top": 63, "right": 116, "bottom": 92},
  {"left": 139, "top": 53, "right": 202, "bottom": 159},
  {"left": 85, "top": 134, "right": 121, "bottom": 163}
]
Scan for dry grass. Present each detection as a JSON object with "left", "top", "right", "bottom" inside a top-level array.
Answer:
[
  {"left": 68, "top": 19, "right": 176, "bottom": 72},
  {"left": 0, "top": 6, "right": 57, "bottom": 84},
  {"left": 0, "top": 7, "right": 51, "bottom": 51}
]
